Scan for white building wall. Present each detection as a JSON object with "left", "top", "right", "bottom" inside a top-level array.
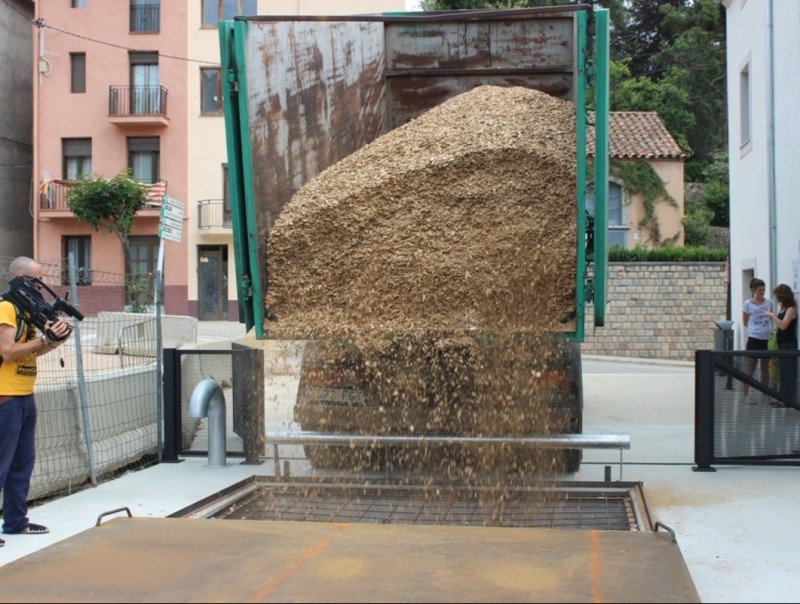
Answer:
[
  {"left": 771, "top": 4, "right": 800, "bottom": 293},
  {"left": 725, "top": 0, "right": 800, "bottom": 348}
]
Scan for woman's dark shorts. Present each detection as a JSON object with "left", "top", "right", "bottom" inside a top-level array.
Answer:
[{"left": 746, "top": 337, "right": 769, "bottom": 351}]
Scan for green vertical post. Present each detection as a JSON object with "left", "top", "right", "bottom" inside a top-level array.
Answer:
[
  {"left": 592, "top": 9, "right": 610, "bottom": 327},
  {"left": 219, "top": 20, "right": 264, "bottom": 336},
  {"left": 574, "top": 10, "right": 588, "bottom": 342}
]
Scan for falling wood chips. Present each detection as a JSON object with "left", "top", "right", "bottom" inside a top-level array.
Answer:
[{"left": 265, "top": 85, "right": 578, "bottom": 346}]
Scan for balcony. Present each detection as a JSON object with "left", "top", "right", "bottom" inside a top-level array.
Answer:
[
  {"left": 108, "top": 85, "right": 169, "bottom": 127},
  {"left": 39, "top": 179, "right": 168, "bottom": 215},
  {"left": 197, "top": 199, "right": 232, "bottom": 231}
]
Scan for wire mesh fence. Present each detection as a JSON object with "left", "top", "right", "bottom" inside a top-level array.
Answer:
[
  {"left": 695, "top": 349, "right": 800, "bottom": 469},
  {"left": 0, "top": 256, "right": 167, "bottom": 502}
]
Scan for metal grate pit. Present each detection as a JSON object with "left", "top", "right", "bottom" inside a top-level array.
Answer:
[{"left": 173, "top": 476, "right": 653, "bottom": 532}]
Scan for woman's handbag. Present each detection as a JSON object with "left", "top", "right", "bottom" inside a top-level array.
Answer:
[{"left": 768, "top": 328, "right": 779, "bottom": 351}]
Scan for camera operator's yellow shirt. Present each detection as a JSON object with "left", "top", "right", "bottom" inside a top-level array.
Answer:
[{"left": 0, "top": 300, "right": 38, "bottom": 395}]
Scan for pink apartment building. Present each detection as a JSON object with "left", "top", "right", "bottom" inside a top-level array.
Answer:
[{"left": 33, "top": 0, "right": 405, "bottom": 319}]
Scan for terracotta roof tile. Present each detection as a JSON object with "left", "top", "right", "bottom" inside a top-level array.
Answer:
[{"left": 588, "top": 111, "right": 686, "bottom": 160}]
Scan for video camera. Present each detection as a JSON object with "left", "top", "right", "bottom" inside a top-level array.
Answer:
[{"left": 1, "top": 276, "right": 84, "bottom": 341}]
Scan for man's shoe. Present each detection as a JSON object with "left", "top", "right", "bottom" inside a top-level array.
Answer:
[
  {"left": 3, "top": 523, "right": 49, "bottom": 535},
  {"left": 0, "top": 536, "right": 4, "bottom": 547}
]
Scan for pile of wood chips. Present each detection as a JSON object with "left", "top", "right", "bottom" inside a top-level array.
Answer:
[{"left": 265, "top": 85, "right": 578, "bottom": 347}]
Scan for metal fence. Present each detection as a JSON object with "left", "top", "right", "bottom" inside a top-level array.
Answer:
[
  {"left": 162, "top": 346, "right": 265, "bottom": 464},
  {"left": 0, "top": 258, "right": 171, "bottom": 502},
  {"left": 695, "top": 349, "right": 800, "bottom": 470}
]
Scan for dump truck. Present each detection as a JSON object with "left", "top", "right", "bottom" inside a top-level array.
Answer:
[{"left": 219, "top": 6, "right": 610, "bottom": 473}]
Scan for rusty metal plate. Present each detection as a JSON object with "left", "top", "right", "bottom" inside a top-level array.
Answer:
[{"left": 0, "top": 516, "right": 699, "bottom": 603}]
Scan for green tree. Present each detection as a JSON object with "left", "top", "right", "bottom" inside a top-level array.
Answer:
[
  {"left": 66, "top": 171, "right": 149, "bottom": 300},
  {"left": 698, "top": 151, "right": 729, "bottom": 227},
  {"left": 610, "top": 60, "right": 695, "bottom": 153},
  {"left": 683, "top": 192, "right": 714, "bottom": 247},
  {"left": 610, "top": 0, "right": 725, "bottom": 167},
  {"left": 609, "top": 0, "right": 689, "bottom": 78}
]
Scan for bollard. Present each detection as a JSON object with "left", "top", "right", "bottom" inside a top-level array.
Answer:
[{"left": 188, "top": 378, "right": 227, "bottom": 467}]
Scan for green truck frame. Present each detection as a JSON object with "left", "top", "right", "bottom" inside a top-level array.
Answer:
[{"left": 219, "top": 6, "right": 609, "bottom": 340}]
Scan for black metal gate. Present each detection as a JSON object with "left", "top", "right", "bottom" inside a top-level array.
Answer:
[
  {"left": 162, "top": 346, "right": 265, "bottom": 463},
  {"left": 694, "top": 349, "right": 800, "bottom": 470}
]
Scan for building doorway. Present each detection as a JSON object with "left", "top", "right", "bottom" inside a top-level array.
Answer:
[{"left": 198, "top": 246, "right": 228, "bottom": 320}]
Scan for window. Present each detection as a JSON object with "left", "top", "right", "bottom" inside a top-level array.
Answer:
[
  {"left": 607, "top": 182, "right": 623, "bottom": 226},
  {"left": 586, "top": 181, "right": 627, "bottom": 249},
  {"left": 63, "top": 236, "right": 92, "bottom": 286},
  {"left": 128, "top": 236, "right": 159, "bottom": 306},
  {"left": 130, "top": 0, "right": 160, "bottom": 34},
  {"left": 202, "top": 0, "right": 257, "bottom": 27},
  {"left": 201, "top": 68, "right": 222, "bottom": 115},
  {"left": 130, "top": 52, "right": 159, "bottom": 114},
  {"left": 72, "top": 0, "right": 86, "bottom": 7},
  {"left": 740, "top": 63, "right": 751, "bottom": 148},
  {"left": 128, "top": 137, "right": 160, "bottom": 184},
  {"left": 222, "top": 164, "right": 231, "bottom": 226},
  {"left": 70, "top": 53, "right": 86, "bottom": 93},
  {"left": 62, "top": 138, "right": 92, "bottom": 180},
  {"left": 129, "top": 236, "right": 159, "bottom": 276}
]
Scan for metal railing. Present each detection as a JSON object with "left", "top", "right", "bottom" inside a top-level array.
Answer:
[
  {"left": 197, "top": 199, "right": 232, "bottom": 229},
  {"left": 39, "top": 180, "right": 74, "bottom": 211},
  {"left": 118, "top": 318, "right": 157, "bottom": 368},
  {"left": 39, "top": 179, "right": 168, "bottom": 212},
  {"left": 108, "top": 85, "right": 168, "bottom": 117},
  {"left": 266, "top": 431, "right": 630, "bottom": 479}
]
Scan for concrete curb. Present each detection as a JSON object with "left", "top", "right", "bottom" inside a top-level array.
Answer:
[{"left": 583, "top": 354, "right": 694, "bottom": 368}]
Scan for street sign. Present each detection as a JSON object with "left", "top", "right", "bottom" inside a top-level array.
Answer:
[
  {"left": 159, "top": 223, "right": 182, "bottom": 243},
  {"left": 161, "top": 216, "right": 183, "bottom": 232},
  {"left": 161, "top": 196, "right": 184, "bottom": 221},
  {"left": 159, "top": 196, "right": 184, "bottom": 243}
]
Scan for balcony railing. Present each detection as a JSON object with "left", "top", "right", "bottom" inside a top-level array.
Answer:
[
  {"left": 130, "top": 2, "right": 160, "bottom": 33},
  {"left": 197, "top": 199, "right": 232, "bottom": 230},
  {"left": 108, "top": 85, "right": 168, "bottom": 121},
  {"left": 40, "top": 179, "right": 168, "bottom": 212}
]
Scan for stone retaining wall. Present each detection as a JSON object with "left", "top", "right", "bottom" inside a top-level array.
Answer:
[{"left": 582, "top": 262, "right": 728, "bottom": 361}]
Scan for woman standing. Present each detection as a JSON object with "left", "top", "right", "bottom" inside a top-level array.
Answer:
[
  {"left": 766, "top": 284, "right": 798, "bottom": 406},
  {"left": 742, "top": 278, "right": 774, "bottom": 396}
]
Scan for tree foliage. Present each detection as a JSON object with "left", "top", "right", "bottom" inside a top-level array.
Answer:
[
  {"left": 66, "top": 171, "right": 149, "bottom": 275},
  {"left": 609, "top": 0, "right": 726, "bottom": 166}
]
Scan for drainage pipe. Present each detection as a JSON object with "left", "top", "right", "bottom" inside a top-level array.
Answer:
[
  {"left": 188, "top": 378, "right": 227, "bottom": 467},
  {"left": 765, "top": 0, "right": 778, "bottom": 289}
]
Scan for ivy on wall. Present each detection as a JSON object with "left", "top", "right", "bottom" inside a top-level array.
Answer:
[{"left": 609, "top": 160, "right": 678, "bottom": 246}]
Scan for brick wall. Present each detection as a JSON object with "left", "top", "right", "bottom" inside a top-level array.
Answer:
[{"left": 582, "top": 262, "right": 728, "bottom": 361}]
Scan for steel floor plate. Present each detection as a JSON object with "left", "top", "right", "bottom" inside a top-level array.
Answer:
[{"left": 0, "top": 516, "right": 700, "bottom": 603}]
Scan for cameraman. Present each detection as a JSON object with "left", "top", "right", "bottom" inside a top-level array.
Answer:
[{"left": 0, "top": 257, "right": 70, "bottom": 544}]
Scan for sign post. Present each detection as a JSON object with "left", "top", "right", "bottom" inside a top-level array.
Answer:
[{"left": 156, "top": 196, "right": 184, "bottom": 305}]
